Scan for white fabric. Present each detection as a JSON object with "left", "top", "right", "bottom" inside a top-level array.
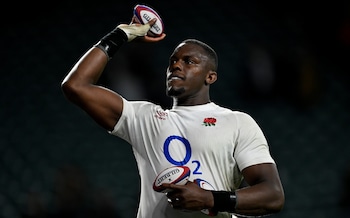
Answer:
[
  {"left": 117, "top": 23, "right": 150, "bottom": 42},
  {"left": 110, "top": 98, "right": 275, "bottom": 218}
]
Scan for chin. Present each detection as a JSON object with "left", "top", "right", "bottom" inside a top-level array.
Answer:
[{"left": 166, "top": 87, "right": 185, "bottom": 97}]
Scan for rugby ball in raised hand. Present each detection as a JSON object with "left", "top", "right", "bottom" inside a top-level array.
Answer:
[
  {"left": 133, "top": 4, "right": 164, "bottom": 37},
  {"left": 153, "top": 166, "right": 190, "bottom": 193}
]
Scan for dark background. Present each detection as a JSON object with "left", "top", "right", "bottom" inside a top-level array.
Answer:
[{"left": 2, "top": 0, "right": 350, "bottom": 217}]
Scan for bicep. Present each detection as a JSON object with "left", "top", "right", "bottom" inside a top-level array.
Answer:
[
  {"left": 242, "top": 163, "right": 281, "bottom": 186},
  {"left": 79, "top": 85, "right": 124, "bottom": 131},
  {"left": 234, "top": 163, "right": 285, "bottom": 215},
  {"left": 62, "top": 48, "right": 124, "bottom": 131}
]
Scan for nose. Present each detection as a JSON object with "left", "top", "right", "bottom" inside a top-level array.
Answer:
[{"left": 169, "top": 60, "right": 182, "bottom": 72}]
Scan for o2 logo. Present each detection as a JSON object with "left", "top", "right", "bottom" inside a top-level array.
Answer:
[{"left": 163, "top": 135, "right": 202, "bottom": 175}]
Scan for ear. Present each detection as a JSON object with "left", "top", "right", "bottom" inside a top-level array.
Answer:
[{"left": 205, "top": 70, "right": 217, "bottom": 85}]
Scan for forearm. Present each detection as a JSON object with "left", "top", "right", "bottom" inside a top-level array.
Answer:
[
  {"left": 68, "top": 47, "right": 109, "bottom": 83},
  {"left": 61, "top": 47, "right": 109, "bottom": 103},
  {"left": 62, "top": 19, "right": 160, "bottom": 92},
  {"left": 209, "top": 182, "right": 284, "bottom": 217},
  {"left": 61, "top": 25, "right": 129, "bottom": 100},
  {"left": 64, "top": 27, "right": 127, "bottom": 83},
  {"left": 234, "top": 182, "right": 284, "bottom": 216}
]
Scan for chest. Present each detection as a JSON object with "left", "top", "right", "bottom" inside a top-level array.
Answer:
[{"left": 151, "top": 112, "right": 236, "bottom": 162}]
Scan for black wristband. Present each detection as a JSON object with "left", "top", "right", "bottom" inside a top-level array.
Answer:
[
  {"left": 94, "top": 28, "right": 128, "bottom": 59},
  {"left": 211, "top": 191, "right": 237, "bottom": 213}
]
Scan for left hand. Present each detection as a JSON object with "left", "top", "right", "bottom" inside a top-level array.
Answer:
[
  {"left": 130, "top": 16, "right": 166, "bottom": 42},
  {"left": 161, "top": 181, "right": 214, "bottom": 211}
]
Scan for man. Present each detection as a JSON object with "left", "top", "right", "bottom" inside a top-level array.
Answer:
[{"left": 61, "top": 17, "right": 284, "bottom": 218}]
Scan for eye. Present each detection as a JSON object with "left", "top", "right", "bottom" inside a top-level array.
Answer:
[
  {"left": 169, "top": 58, "right": 177, "bottom": 64},
  {"left": 184, "top": 57, "right": 195, "bottom": 64}
]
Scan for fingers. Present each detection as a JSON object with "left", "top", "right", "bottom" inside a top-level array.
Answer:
[
  {"left": 167, "top": 195, "right": 182, "bottom": 209},
  {"left": 128, "top": 17, "right": 165, "bottom": 42},
  {"left": 139, "top": 18, "right": 166, "bottom": 42},
  {"left": 164, "top": 184, "right": 185, "bottom": 209},
  {"left": 143, "top": 33, "right": 166, "bottom": 42},
  {"left": 161, "top": 183, "right": 177, "bottom": 190},
  {"left": 147, "top": 18, "right": 157, "bottom": 26},
  {"left": 130, "top": 15, "right": 138, "bottom": 24},
  {"left": 167, "top": 196, "right": 180, "bottom": 204}
]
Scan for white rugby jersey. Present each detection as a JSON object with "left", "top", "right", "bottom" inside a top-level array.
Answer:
[{"left": 110, "top": 98, "right": 275, "bottom": 218}]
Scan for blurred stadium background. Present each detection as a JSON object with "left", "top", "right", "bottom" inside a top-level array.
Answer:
[{"left": 2, "top": 0, "right": 350, "bottom": 217}]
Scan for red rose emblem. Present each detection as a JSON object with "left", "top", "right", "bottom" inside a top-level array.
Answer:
[{"left": 203, "top": 117, "right": 216, "bottom": 126}]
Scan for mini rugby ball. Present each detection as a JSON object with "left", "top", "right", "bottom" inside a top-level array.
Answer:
[
  {"left": 133, "top": 4, "right": 164, "bottom": 37},
  {"left": 194, "top": 179, "right": 217, "bottom": 216},
  {"left": 194, "top": 178, "right": 215, "bottom": 191},
  {"left": 153, "top": 166, "right": 190, "bottom": 193}
]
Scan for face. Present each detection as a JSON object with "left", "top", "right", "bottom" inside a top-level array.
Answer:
[{"left": 166, "top": 43, "right": 214, "bottom": 100}]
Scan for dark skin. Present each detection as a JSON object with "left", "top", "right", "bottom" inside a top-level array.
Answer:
[
  {"left": 166, "top": 42, "right": 217, "bottom": 106},
  {"left": 62, "top": 20, "right": 284, "bottom": 216},
  {"left": 163, "top": 164, "right": 284, "bottom": 216}
]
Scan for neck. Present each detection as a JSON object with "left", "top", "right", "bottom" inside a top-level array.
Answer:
[{"left": 172, "top": 97, "right": 211, "bottom": 107}]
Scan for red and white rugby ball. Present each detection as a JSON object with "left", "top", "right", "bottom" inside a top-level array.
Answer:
[
  {"left": 133, "top": 4, "right": 164, "bottom": 37},
  {"left": 153, "top": 166, "right": 190, "bottom": 193}
]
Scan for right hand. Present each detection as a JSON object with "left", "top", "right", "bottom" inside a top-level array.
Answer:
[
  {"left": 161, "top": 181, "right": 214, "bottom": 212},
  {"left": 118, "top": 18, "right": 166, "bottom": 42}
]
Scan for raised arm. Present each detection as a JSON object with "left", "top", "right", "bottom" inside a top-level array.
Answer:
[
  {"left": 61, "top": 19, "right": 165, "bottom": 131},
  {"left": 61, "top": 47, "right": 120, "bottom": 131}
]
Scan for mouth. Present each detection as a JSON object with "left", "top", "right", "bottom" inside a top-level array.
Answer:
[
  {"left": 167, "top": 71, "right": 185, "bottom": 81},
  {"left": 168, "top": 76, "right": 183, "bottom": 82}
]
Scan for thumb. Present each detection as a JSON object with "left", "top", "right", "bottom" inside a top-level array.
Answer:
[{"left": 147, "top": 18, "right": 157, "bottom": 26}]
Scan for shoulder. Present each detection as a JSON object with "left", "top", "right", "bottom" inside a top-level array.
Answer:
[
  {"left": 212, "top": 103, "right": 260, "bottom": 128},
  {"left": 212, "top": 103, "right": 253, "bottom": 118},
  {"left": 121, "top": 99, "right": 166, "bottom": 118},
  {"left": 123, "top": 99, "right": 163, "bottom": 110}
]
